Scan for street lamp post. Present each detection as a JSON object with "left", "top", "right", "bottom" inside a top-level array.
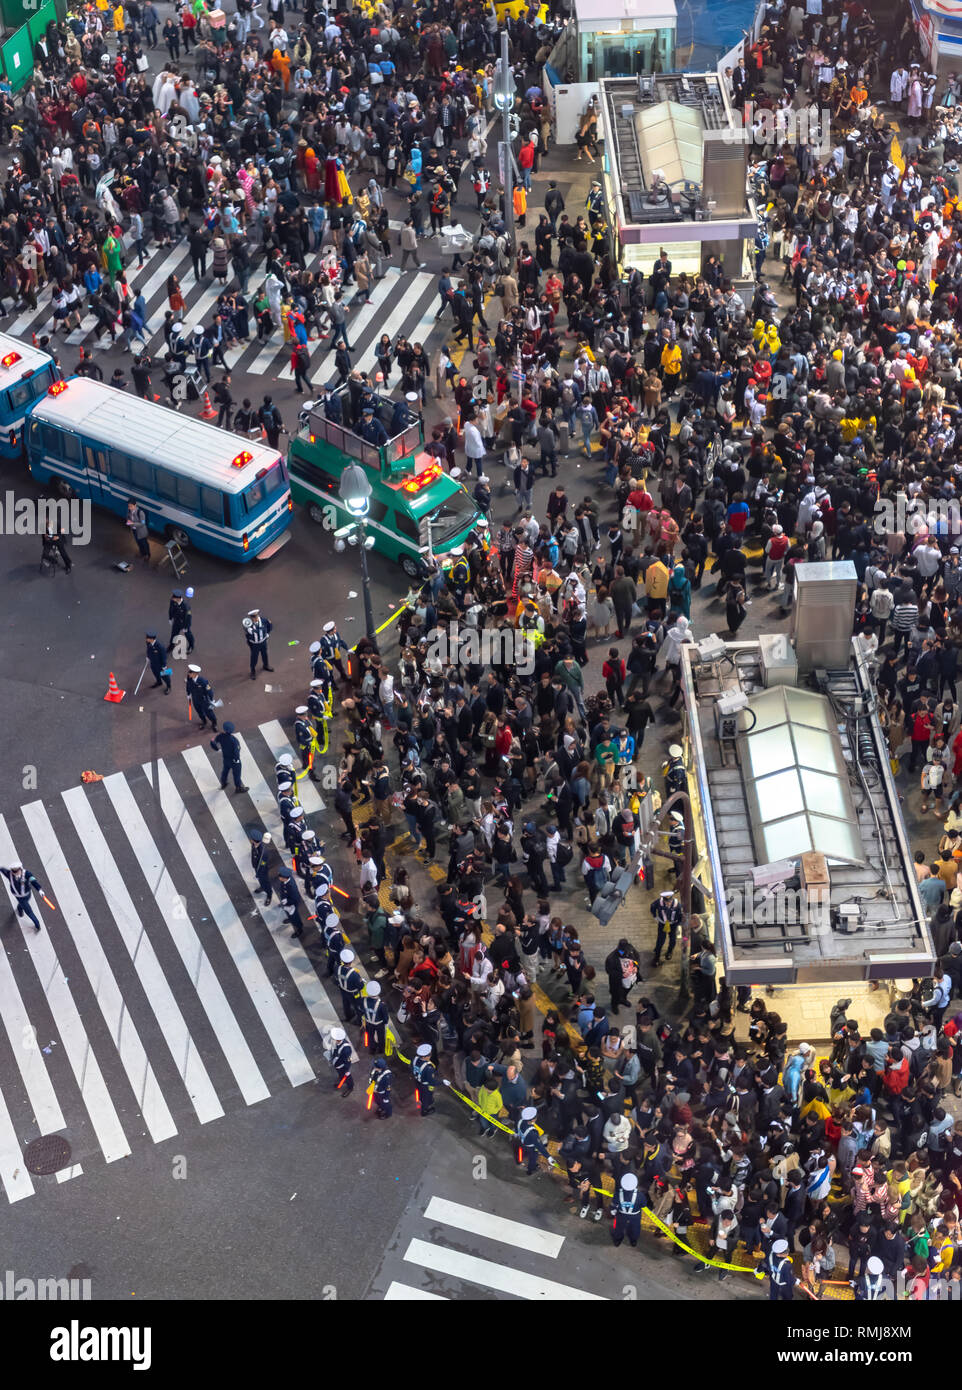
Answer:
[
  {"left": 337, "top": 463, "right": 377, "bottom": 648},
  {"left": 495, "top": 31, "right": 516, "bottom": 260}
]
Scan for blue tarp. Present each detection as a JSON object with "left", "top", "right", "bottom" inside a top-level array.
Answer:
[{"left": 678, "top": 0, "right": 757, "bottom": 67}]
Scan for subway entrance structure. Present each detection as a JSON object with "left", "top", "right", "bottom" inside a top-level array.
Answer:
[{"left": 677, "top": 563, "right": 936, "bottom": 1027}]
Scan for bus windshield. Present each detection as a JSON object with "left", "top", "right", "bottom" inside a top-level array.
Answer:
[
  {"left": 421, "top": 489, "right": 479, "bottom": 545},
  {"left": 242, "top": 460, "right": 286, "bottom": 513},
  {"left": 6, "top": 367, "right": 54, "bottom": 413}
]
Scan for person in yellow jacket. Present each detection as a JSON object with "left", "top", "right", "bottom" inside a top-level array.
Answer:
[
  {"left": 512, "top": 184, "right": 527, "bottom": 228},
  {"left": 765, "top": 323, "right": 780, "bottom": 355},
  {"left": 476, "top": 1074, "right": 505, "bottom": 1137},
  {"left": 660, "top": 338, "right": 682, "bottom": 396},
  {"left": 112, "top": 2, "right": 125, "bottom": 37}
]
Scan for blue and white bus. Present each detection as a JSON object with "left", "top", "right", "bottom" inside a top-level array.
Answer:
[
  {"left": 26, "top": 377, "right": 292, "bottom": 562},
  {"left": 0, "top": 333, "right": 59, "bottom": 459}
]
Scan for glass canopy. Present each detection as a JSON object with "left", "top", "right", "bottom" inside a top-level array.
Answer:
[{"left": 737, "top": 686, "right": 864, "bottom": 866}]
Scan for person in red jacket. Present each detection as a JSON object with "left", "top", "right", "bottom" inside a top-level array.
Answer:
[
  {"left": 517, "top": 138, "right": 536, "bottom": 191},
  {"left": 909, "top": 703, "right": 934, "bottom": 772},
  {"left": 603, "top": 647, "right": 626, "bottom": 709}
]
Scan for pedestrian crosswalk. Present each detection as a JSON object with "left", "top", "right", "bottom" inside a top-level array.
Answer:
[
  {"left": 0, "top": 720, "right": 345, "bottom": 1206},
  {"left": 7, "top": 229, "right": 444, "bottom": 391},
  {"left": 382, "top": 1195, "right": 607, "bottom": 1301}
]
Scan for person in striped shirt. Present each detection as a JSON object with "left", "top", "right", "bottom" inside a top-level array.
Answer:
[{"left": 891, "top": 590, "right": 920, "bottom": 658}]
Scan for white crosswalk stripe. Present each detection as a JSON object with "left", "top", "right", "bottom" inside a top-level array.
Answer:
[
  {"left": 384, "top": 1196, "right": 607, "bottom": 1301},
  {"left": 356, "top": 273, "right": 435, "bottom": 377},
  {"left": 102, "top": 771, "right": 271, "bottom": 1110},
  {"left": 384, "top": 1282, "right": 447, "bottom": 1301},
  {"left": 0, "top": 718, "right": 352, "bottom": 1205},
  {"left": 401, "top": 1238, "right": 604, "bottom": 1301},
  {"left": 422, "top": 1197, "right": 566, "bottom": 1258},
  {"left": 151, "top": 762, "right": 315, "bottom": 1090},
  {"left": 0, "top": 234, "right": 444, "bottom": 395},
  {"left": 0, "top": 817, "right": 131, "bottom": 1166},
  {"left": 62, "top": 784, "right": 224, "bottom": 1127},
  {"left": 21, "top": 801, "right": 178, "bottom": 1146}
]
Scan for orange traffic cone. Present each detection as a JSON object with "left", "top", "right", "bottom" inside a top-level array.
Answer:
[
  {"left": 199, "top": 388, "right": 217, "bottom": 420},
  {"left": 103, "top": 672, "right": 125, "bottom": 703}
]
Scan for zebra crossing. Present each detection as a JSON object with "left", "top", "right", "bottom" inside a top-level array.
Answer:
[
  {"left": 6, "top": 228, "right": 445, "bottom": 390},
  {"left": 381, "top": 1196, "right": 607, "bottom": 1301},
  {"left": 0, "top": 720, "right": 348, "bottom": 1207}
]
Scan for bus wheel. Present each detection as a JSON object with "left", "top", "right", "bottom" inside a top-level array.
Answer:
[
  {"left": 307, "top": 503, "right": 326, "bottom": 525},
  {"left": 166, "top": 525, "right": 190, "bottom": 548},
  {"left": 51, "top": 476, "right": 75, "bottom": 500},
  {"left": 400, "top": 555, "right": 422, "bottom": 578}
]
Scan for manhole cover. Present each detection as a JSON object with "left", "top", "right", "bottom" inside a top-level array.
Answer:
[{"left": 23, "top": 1135, "right": 71, "bottom": 1175}]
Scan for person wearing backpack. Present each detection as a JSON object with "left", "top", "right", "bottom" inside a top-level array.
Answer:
[
  {"left": 605, "top": 938, "right": 640, "bottom": 1014},
  {"left": 581, "top": 844, "right": 611, "bottom": 905},
  {"left": 258, "top": 394, "right": 284, "bottom": 449}
]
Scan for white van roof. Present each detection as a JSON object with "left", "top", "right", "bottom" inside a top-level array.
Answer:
[{"left": 30, "top": 377, "right": 282, "bottom": 491}]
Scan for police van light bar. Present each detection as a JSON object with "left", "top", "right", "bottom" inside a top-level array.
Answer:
[
  {"left": 402, "top": 462, "right": 442, "bottom": 493},
  {"left": 48, "top": 380, "right": 68, "bottom": 396},
  {"left": 231, "top": 450, "right": 253, "bottom": 468},
  {"left": 1, "top": 351, "right": 21, "bottom": 367}
]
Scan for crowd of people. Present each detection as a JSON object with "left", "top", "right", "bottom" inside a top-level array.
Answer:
[{"left": 8, "top": 0, "right": 962, "bottom": 1299}]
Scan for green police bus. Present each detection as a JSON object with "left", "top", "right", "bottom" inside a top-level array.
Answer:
[{"left": 287, "top": 387, "right": 488, "bottom": 579}]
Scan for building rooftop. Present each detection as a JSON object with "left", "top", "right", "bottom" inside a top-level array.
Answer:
[
  {"left": 574, "top": 0, "right": 677, "bottom": 23},
  {"left": 680, "top": 636, "right": 936, "bottom": 986},
  {"left": 598, "top": 74, "right": 733, "bottom": 224}
]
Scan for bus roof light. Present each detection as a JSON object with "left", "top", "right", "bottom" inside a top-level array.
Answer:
[
  {"left": 1, "top": 351, "right": 21, "bottom": 368},
  {"left": 231, "top": 450, "right": 253, "bottom": 468},
  {"left": 402, "top": 462, "right": 443, "bottom": 494},
  {"left": 47, "top": 380, "right": 68, "bottom": 397}
]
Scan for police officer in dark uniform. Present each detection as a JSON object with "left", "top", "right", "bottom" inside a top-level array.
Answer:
[
  {"left": 285, "top": 804, "right": 306, "bottom": 863},
  {"left": 360, "top": 405, "right": 389, "bottom": 447},
  {"left": 369, "top": 1057, "right": 392, "bottom": 1117},
  {"left": 766, "top": 1239, "right": 796, "bottom": 1300},
  {"left": 322, "top": 387, "right": 344, "bottom": 424},
  {"left": 168, "top": 588, "right": 194, "bottom": 653},
  {"left": 311, "top": 856, "right": 334, "bottom": 904},
  {"left": 251, "top": 831, "right": 274, "bottom": 905},
  {"left": 186, "top": 664, "right": 218, "bottom": 729},
  {"left": 412, "top": 1042, "right": 437, "bottom": 1115},
  {"left": 0, "top": 864, "right": 44, "bottom": 931},
  {"left": 244, "top": 608, "right": 274, "bottom": 679},
  {"left": 361, "top": 979, "right": 387, "bottom": 1052},
  {"left": 611, "top": 1171, "right": 643, "bottom": 1247},
  {"left": 336, "top": 947, "right": 363, "bottom": 1024},
  {"left": 650, "top": 889, "right": 683, "bottom": 967},
  {"left": 293, "top": 705, "right": 319, "bottom": 781},
  {"left": 328, "top": 1027, "right": 353, "bottom": 1095},
  {"left": 307, "top": 678, "right": 329, "bottom": 730},
  {"left": 276, "top": 868, "right": 305, "bottom": 939},
  {"left": 448, "top": 547, "right": 471, "bottom": 609},
  {"left": 319, "top": 621, "right": 348, "bottom": 682},
  {"left": 516, "top": 1106, "right": 552, "bottom": 1173},
  {"left": 664, "top": 743, "right": 687, "bottom": 798},
  {"left": 210, "top": 721, "right": 248, "bottom": 792},
  {"left": 146, "top": 632, "right": 171, "bottom": 693},
  {"left": 277, "top": 778, "right": 297, "bottom": 840},
  {"left": 319, "top": 903, "right": 344, "bottom": 976}
]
